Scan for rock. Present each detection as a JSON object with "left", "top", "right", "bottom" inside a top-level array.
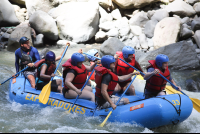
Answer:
[
  {"left": 98, "top": 0, "right": 116, "bottom": 11},
  {"left": 56, "top": 2, "right": 99, "bottom": 43},
  {"left": 100, "top": 37, "right": 125, "bottom": 56},
  {"left": 13, "top": 5, "right": 20, "bottom": 12},
  {"left": 114, "top": 17, "right": 130, "bottom": 36},
  {"left": 144, "top": 19, "right": 158, "bottom": 38},
  {"left": 39, "top": 48, "right": 50, "bottom": 59},
  {"left": 151, "top": 9, "right": 169, "bottom": 22},
  {"left": 111, "top": 9, "right": 122, "bottom": 20},
  {"left": 15, "top": 11, "right": 25, "bottom": 22},
  {"left": 195, "top": 48, "right": 200, "bottom": 53},
  {"left": 95, "top": 31, "right": 108, "bottom": 42},
  {"left": 34, "top": 34, "right": 44, "bottom": 47},
  {"left": 139, "top": 40, "right": 200, "bottom": 70},
  {"left": 128, "top": 32, "right": 134, "bottom": 39},
  {"left": 193, "top": 30, "right": 200, "bottom": 48},
  {"left": 9, "top": 0, "right": 26, "bottom": 6},
  {"left": 185, "top": 0, "right": 200, "bottom": 5},
  {"left": 165, "top": 0, "right": 196, "bottom": 17},
  {"left": 1, "top": 33, "right": 10, "bottom": 40},
  {"left": 99, "top": 21, "right": 115, "bottom": 31},
  {"left": 29, "top": 10, "right": 58, "bottom": 41},
  {"left": 180, "top": 25, "right": 194, "bottom": 40},
  {"left": 99, "top": 6, "right": 113, "bottom": 24},
  {"left": 185, "top": 79, "right": 199, "bottom": 92},
  {"left": 130, "top": 25, "right": 142, "bottom": 36},
  {"left": 191, "top": 18, "right": 200, "bottom": 32},
  {"left": 147, "top": 38, "right": 154, "bottom": 48},
  {"left": 7, "top": 24, "right": 33, "bottom": 52},
  {"left": 139, "top": 34, "right": 148, "bottom": 49},
  {"left": 181, "top": 17, "right": 190, "bottom": 24},
  {"left": 147, "top": 10, "right": 156, "bottom": 19},
  {"left": 193, "top": 2, "right": 200, "bottom": 15},
  {"left": 0, "top": 0, "right": 20, "bottom": 27},
  {"left": 106, "top": 28, "right": 119, "bottom": 37},
  {"left": 132, "top": 36, "right": 140, "bottom": 49},
  {"left": 112, "top": 0, "right": 160, "bottom": 9},
  {"left": 123, "top": 38, "right": 134, "bottom": 47},
  {"left": 129, "top": 11, "right": 149, "bottom": 27},
  {"left": 153, "top": 17, "right": 181, "bottom": 49},
  {"left": 119, "top": 36, "right": 128, "bottom": 42}
]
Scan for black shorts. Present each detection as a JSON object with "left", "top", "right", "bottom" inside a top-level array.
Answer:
[
  {"left": 36, "top": 80, "right": 58, "bottom": 92},
  {"left": 62, "top": 87, "right": 69, "bottom": 97}
]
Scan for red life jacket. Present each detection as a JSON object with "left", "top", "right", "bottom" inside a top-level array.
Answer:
[
  {"left": 62, "top": 58, "right": 88, "bottom": 89},
  {"left": 95, "top": 66, "right": 119, "bottom": 99},
  {"left": 88, "top": 62, "right": 102, "bottom": 80},
  {"left": 115, "top": 51, "right": 135, "bottom": 82},
  {"left": 145, "top": 60, "right": 170, "bottom": 92},
  {"left": 35, "top": 59, "right": 56, "bottom": 82}
]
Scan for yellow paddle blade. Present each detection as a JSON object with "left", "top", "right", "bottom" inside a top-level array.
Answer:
[
  {"left": 165, "top": 85, "right": 200, "bottom": 113},
  {"left": 99, "top": 111, "right": 112, "bottom": 127},
  {"left": 39, "top": 81, "right": 52, "bottom": 104},
  {"left": 133, "top": 70, "right": 144, "bottom": 80}
]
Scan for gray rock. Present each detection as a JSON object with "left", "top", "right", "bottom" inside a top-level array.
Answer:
[
  {"left": 106, "top": 28, "right": 119, "bottom": 37},
  {"left": 39, "top": 48, "right": 50, "bottom": 59},
  {"left": 193, "top": 30, "right": 200, "bottom": 48},
  {"left": 1, "top": 33, "right": 10, "bottom": 40},
  {"left": 132, "top": 36, "right": 140, "bottom": 49},
  {"left": 180, "top": 26, "right": 194, "bottom": 40},
  {"left": 29, "top": 10, "right": 58, "bottom": 41},
  {"left": 0, "top": 0, "right": 20, "bottom": 27},
  {"left": 181, "top": 17, "right": 190, "bottom": 24},
  {"left": 95, "top": 31, "right": 108, "bottom": 42},
  {"left": 191, "top": 18, "right": 200, "bottom": 32},
  {"left": 111, "top": 9, "right": 122, "bottom": 20},
  {"left": 186, "top": 0, "right": 200, "bottom": 5},
  {"left": 34, "top": 34, "right": 44, "bottom": 47},
  {"left": 139, "top": 34, "right": 148, "bottom": 49},
  {"left": 147, "top": 38, "right": 154, "bottom": 48},
  {"left": 99, "top": 21, "right": 115, "bottom": 32},
  {"left": 144, "top": 19, "right": 158, "bottom": 38},
  {"left": 130, "top": 25, "right": 142, "bottom": 36},
  {"left": 114, "top": 17, "right": 130, "bottom": 37},
  {"left": 100, "top": 37, "right": 125, "bottom": 56},
  {"left": 7, "top": 24, "right": 32, "bottom": 52},
  {"left": 147, "top": 10, "right": 156, "bottom": 19},
  {"left": 151, "top": 9, "right": 169, "bottom": 22},
  {"left": 185, "top": 79, "right": 199, "bottom": 92},
  {"left": 129, "top": 11, "right": 149, "bottom": 27},
  {"left": 193, "top": 2, "right": 200, "bottom": 15},
  {"left": 195, "top": 49, "right": 200, "bottom": 53},
  {"left": 139, "top": 40, "right": 200, "bottom": 70}
]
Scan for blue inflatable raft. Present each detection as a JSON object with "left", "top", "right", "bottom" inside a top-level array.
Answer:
[{"left": 8, "top": 75, "right": 193, "bottom": 129}]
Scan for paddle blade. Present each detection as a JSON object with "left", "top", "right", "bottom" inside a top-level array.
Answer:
[
  {"left": 39, "top": 81, "right": 52, "bottom": 104},
  {"left": 190, "top": 98, "right": 200, "bottom": 113},
  {"left": 134, "top": 70, "right": 144, "bottom": 80},
  {"left": 99, "top": 111, "right": 112, "bottom": 127}
]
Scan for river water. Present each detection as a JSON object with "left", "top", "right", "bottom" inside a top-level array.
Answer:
[{"left": 0, "top": 45, "right": 199, "bottom": 133}]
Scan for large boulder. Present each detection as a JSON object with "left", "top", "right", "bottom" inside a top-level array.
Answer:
[
  {"left": 56, "top": 2, "right": 99, "bottom": 43},
  {"left": 153, "top": 17, "right": 181, "bottom": 49},
  {"left": 100, "top": 37, "right": 125, "bottom": 56},
  {"left": 7, "top": 23, "right": 33, "bottom": 52},
  {"left": 114, "top": 17, "right": 130, "bottom": 37},
  {"left": 138, "top": 40, "right": 200, "bottom": 70},
  {"left": 129, "top": 11, "right": 149, "bottom": 27},
  {"left": 0, "top": 0, "right": 20, "bottom": 27},
  {"left": 29, "top": 10, "right": 58, "bottom": 41},
  {"left": 165, "top": 0, "right": 196, "bottom": 17},
  {"left": 144, "top": 19, "right": 158, "bottom": 38},
  {"left": 112, "top": 0, "right": 160, "bottom": 9}
]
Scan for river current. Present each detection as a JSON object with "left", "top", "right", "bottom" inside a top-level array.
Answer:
[{"left": 0, "top": 45, "right": 199, "bottom": 133}]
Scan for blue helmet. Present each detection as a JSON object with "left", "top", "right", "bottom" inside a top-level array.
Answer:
[
  {"left": 71, "top": 53, "right": 85, "bottom": 66},
  {"left": 101, "top": 55, "right": 115, "bottom": 69},
  {"left": 86, "top": 49, "right": 98, "bottom": 61},
  {"left": 155, "top": 54, "right": 169, "bottom": 68},
  {"left": 45, "top": 51, "right": 55, "bottom": 61},
  {"left": 19, "top": 37, "right": 29, "bottom": 45},
  {"left": 122, "top": 46, "right": 135, "bottom": 58}
]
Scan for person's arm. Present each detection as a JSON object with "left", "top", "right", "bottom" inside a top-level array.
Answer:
[
  {"left": 135, "top": 60, "right": 144, "bottom": 73},
  {"left": 114, "top": 54, "right": 119, "bottom": 60},
  {"left": 40, "top": 64, "right": 55, "bottom": 80},
  {"left": 55, "top": 43, "right": 69, "bottom": 61},
  {"left": 15, "top": 51, "right": 20, "bottom": 73},
  {"left": 143, "top": 68, "right": 159, "bottom": 80},
  {"left": 65, "top": 71, "right": 82, "bottom": 95},
  {"left": 170, "top": 79, "right": 182, "bottom": 91},
  {"left": 27, "top": 48, "right": 40, "bottom": 67},
  {"left": 85, "top": 60, "right": 99, "bottom": 72},
  {"left": 118, "top": 71, "right": 140, "bottom": 82}
]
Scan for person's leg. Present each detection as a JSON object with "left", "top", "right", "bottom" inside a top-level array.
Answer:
[
  {"left": 56, "top": 79, "right": 63, "bottom": 93},
  {"left": 84, "top": 85, "right": 93, "bottom": 92},
  {"left": 27, "top": 74, "right": 36, "bottom": 88},
  {"left": 112, "top": 83, "right": 121, "bottom": 94},
  {"left": 123, "top": 82, "right": 135, "bottom": 95},
  {"left": 157, "top": 91, "right": 166, "bottom": 96}
]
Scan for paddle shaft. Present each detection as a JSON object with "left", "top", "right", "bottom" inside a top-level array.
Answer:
[
  {"left": 70, "top": 65, "right": 98, "bottom": 110},
  {"left": 0, "top": 66, "right": 29, "bottom": 85}
]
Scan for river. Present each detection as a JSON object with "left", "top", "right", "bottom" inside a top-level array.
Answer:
[{"left": 0, "top": 45, "right": 199, "bottom": 133}]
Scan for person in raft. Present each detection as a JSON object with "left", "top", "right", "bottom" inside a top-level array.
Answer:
[
  {"left": 14, "top": 36, "right": 40, "bottom": 88},
  {"left": 62, "top": 53, "right": 99, "bottom": 102},
  {"left": 35, "top": 43, "right": 69, "bottom": 93},
  {"left": 114, "top": 46, "right": 144, "bottom": 95},
  {"left": 95, "top": 55, "right": 140, "bottom": 110},
  {"left": 143, "top": 54, "right": 182, "bottom": 99}
]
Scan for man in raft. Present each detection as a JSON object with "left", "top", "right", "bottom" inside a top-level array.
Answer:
[
  {"left": 14, "top": 37, "right": 40, "bottom": 88},
  {"left": 143, "top": 54, "right": 182, "bottom": 99},
  {"left": 35, "top": 43, "right": 69, "bottom": 93},
  {"left": 114, "top": 46, "right": 144, "bottom": 95},
  {"left": 62, "top": 52, "right": 99, "bottom": 102},
  {"left": 95, "top": 55, "right": 140, "bottom": 110}
]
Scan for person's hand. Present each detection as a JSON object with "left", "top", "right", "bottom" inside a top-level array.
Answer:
[
  {"left": 51, "top": 73, "right": 55, "bottom": 77},
  {"left": 153, "top": 69, "right": 159, "bottom": 75},
  {"left": 66, "top": 42, "right": 70, "bottom": 46},
  {"left": 12, "top": 74, "right": 18, "bottom": 78},
  {"left": 76, "top": 89, "right": 82, "bottom": 96},
  {"left": 177, "top": 86, "right": 182, "bottom": 91},
  {"left": 27, "top": 63, "right": 34, "bottom": 67},
  {"left": 114, "top": 54, "right": 119, "bottom": 60},
  {"left": 95, "top": 60, "right": 101, "bottom": 64},
  {"left": 78, "top": 49, "right": 83, "bottom": 54},
  {"left": 111, "top": 103, "right": 117, "bottom": 110},
  {"left": 133, "top": 71, "right": 140, "bottom": 75}
]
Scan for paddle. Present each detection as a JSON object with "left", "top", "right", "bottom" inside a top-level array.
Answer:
[
  {"left": 67, "top": 65, "right": 98, "bottom": 113},
  {"left": 99, "top": 75, "right": 137, "bottom": 127},
  {"left": 0, "top": 66, "right": 29, "bottom": 85},
  {"left": 119, "top": 58, "right": 200, "bottom": 113},
  {"left": 39, "top": 43, "right": 70, "bottom": 104}
]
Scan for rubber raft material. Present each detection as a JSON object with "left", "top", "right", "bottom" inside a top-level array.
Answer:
[{"left": 9, "top": 75, "right": 193, "bottom": 129}]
